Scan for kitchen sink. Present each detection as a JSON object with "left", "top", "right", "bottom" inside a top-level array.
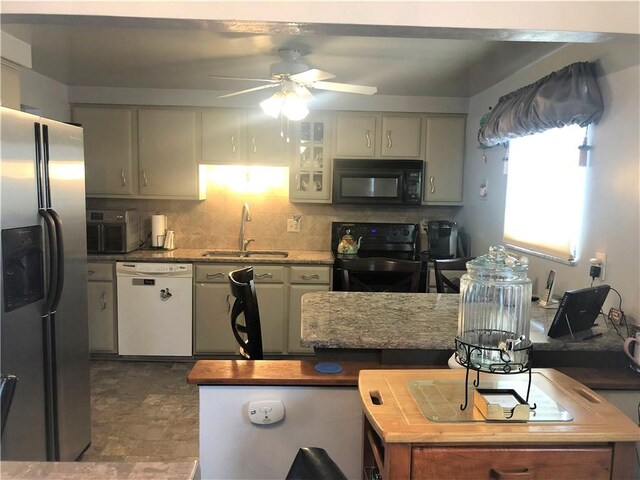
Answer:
[{"left": 202, "top": 250, "right": 289, "bottom": 258}]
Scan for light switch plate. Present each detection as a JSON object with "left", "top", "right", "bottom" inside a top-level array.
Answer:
[{"left": 248, "top": 400, "right": 285, "bottom": 425}]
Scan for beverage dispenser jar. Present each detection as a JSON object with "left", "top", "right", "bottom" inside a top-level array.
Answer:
[{"left": 455, "top": 245, "right": 532, "bottom": 372}]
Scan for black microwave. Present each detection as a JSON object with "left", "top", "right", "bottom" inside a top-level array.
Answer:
[{"left": 332, "top": 159, "right": 423, "bottom": 205}]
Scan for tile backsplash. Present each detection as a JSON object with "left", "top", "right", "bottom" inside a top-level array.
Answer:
[{"left": 87, "top": 183, "right": 459, "bottom": 252}]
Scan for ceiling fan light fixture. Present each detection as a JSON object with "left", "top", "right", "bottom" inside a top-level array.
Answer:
[
  {"left": 260, "top": 88, "right": 310, "bottom": 121},
  {"left": 259, "top": 91, "right": 285, "bottom": 119},
  {"left": 281, "top": 90, "right": 309, "bottom": 121}
]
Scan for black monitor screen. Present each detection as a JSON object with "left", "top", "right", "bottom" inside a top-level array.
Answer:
[{"left": 547, "top": 284, "right": 610, "bottom": 338}]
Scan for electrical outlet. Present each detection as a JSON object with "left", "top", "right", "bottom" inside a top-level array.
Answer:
[
  {"left": 595, "top": 251, "right": 606, "bottom": 280},
  {"left": 287, "top": 216, "right": 301, "bottom": 233}
]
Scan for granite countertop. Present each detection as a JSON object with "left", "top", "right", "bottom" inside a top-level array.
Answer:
[
  {"left": 300, "top": 292, "right": 624, "bottom": 352},
  {"left": 0, "top": 461, "right": 200, "bottom": 480},
  {"left": 88, "top": 249, "right": 334, "bottom": 265}
]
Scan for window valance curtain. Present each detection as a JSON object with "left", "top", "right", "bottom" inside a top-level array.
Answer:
[{"left": 478, "top": 62, "right": 603, "bottom": 147}]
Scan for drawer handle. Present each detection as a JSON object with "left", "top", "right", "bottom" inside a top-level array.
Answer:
[
  {"left": 100, "top": 292, "right": 107, "bottom": 310},
  {"left": 255, "top": 273, "right": 273, "bottom": 280},
  {"left": 206, "top": 272, "right": 224, "bottom": 278},
  {"left": 88, "top": 270, "right": 96, "bottom": 275},
  {"left": 301, "top": 274, "right": 320, "bottom": 280},
  {"left": 490, "top": 467, "right": 534, "bottom": 479}
]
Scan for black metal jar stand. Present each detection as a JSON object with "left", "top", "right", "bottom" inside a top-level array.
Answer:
[{"left": 454, "top": 334, "right": 537, "bottom": 413}]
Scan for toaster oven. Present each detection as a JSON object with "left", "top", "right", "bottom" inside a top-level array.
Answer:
[{"left": 86, "top": 209, "right": 139, "bottom": 254}]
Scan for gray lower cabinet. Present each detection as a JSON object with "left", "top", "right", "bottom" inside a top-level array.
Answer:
[
  {"left": 288, "top": 266, "right": 331, "bottom": 354},
  {"left": 194, "top": 264, "right": 285, "bottom": 354},
  {"left": 87, "top": 262, "right": 117, "bottom": 353},
  {"left": 194, "top": 263, "right": 330, "bottom": 356}
]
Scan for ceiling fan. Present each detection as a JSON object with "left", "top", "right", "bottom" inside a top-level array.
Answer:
[{"left": 210, "top": 49, "right": 377, "bottom": 120}]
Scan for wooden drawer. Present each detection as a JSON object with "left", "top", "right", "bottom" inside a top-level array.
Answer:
[
  {"left": 411, "top": 446, "right": 612, "bottom": 479},
  {"left": 87, "top": 262, "right": 113, "bottom": 281},
  {"left": 195, "top": 264, "right": 241, "bottom": 283},
  {"left": 252, "top": 265, "right": 284, "bottom": 283},
  {"left": 290, "top": 266, "right": 331, "bottom": 284}
]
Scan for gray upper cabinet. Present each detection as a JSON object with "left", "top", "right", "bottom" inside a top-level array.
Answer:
[
  {"left": 138, "top": 108, "right": 201, "bottom": 197},
  {"left": 423, "top": 115, "right": 466, "bottom": 205},
  {"left": 201, "top": 108, "right": 291, "bottom": 165},
  {"left": 334, "top": 114, "right": 422, "bottom": 158},
  {"left": 74, "top": 105, "right": 204, "bottom": 199},
  {"left": 72, "top": 106, "right": 136, "bottom": 196},
  {"left": 334, "top": 114, "right": 377, "bottom": 157},
  {"left": 380, "top": 116, "right": 422, "bottom": 158},
  {"left": 201, "top": 109, "right": 243, "bottom": 164}
]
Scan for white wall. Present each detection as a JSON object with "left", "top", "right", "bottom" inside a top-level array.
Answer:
[
  {"left": 456, "top": 41, "right": 640, "bottom": 325},
  {"left": 198, "top": 385, "right": 362, "bottom": 480},
  {"left": 20, "top": 68, "right": 70, "bottom": 121}
]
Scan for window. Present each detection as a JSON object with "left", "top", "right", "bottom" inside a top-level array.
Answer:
[{"left": 503, "top": 125, "right": 588, "bottom": 263}]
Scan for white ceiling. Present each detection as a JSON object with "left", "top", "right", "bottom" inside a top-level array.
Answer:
[{"left": 0, "top": 15, "right": 573, "bottom": 98}]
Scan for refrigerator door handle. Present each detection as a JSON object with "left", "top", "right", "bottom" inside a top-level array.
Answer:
[
  {"left": 34, "top": 122, "right": 45, "bottom": 209},
  {"left": 48, "top": 209, "right": 65, "bottom": 313},
  {"left": 42, "top": 124, "right": 52, "bottom": 208},
  {"left": 39, "top": 209, "right": 59, "bottom": 316}
]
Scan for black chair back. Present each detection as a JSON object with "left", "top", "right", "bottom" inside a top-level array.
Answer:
[
  {"left": 1, "top": 374, "right": 18, "bottom": 435},
  {"left": 339, "top": 257, "right": 422, "bottom": 292},
  {"left": 432, "top": 257, "right": 474, "bottom": 293},
  {"left": 228, "top": 267, "right": 264, "bottom": 360}
]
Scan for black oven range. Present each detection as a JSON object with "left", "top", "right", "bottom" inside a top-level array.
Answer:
[{"left": 330, "top": 222, "right": 423, "bottom": 291}]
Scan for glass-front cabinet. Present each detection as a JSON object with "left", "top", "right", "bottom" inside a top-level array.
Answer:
[{"left": 290, "top": 113, "right": 332, "bottom": 202}]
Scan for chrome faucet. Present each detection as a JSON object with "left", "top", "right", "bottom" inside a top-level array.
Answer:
[{"left": 240, "top": 203, "right": 254, "bottom": 252}]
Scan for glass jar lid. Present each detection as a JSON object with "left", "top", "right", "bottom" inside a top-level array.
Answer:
[{"left": 466, "top": 245, "right": 529, "bottom": 280}]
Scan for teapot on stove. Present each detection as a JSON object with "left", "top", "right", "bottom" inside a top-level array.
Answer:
[{"left": 337, "top": 230, "right": 362, "bottom": 255}]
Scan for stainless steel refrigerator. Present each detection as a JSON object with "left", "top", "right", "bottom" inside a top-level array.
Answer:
[{"left": 1, "top": 106, "right": 91, "bottom": 461}]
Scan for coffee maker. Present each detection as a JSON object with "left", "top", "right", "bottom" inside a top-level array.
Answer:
[{"left": 426, "top": 220, "right": 458, "bottom": 259}]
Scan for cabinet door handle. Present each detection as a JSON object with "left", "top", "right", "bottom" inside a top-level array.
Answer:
[
  {"left": 142, "top": 169, "right": 148, "bottom": 187},
  {"left": 301, "top": 274, "right": 320, "bottom": 280},
  {"left": 252, "top": 136, "right": 257, "bottom": 153},
  {"left": 88, "top": 270, "right": 95, "bottom": 275},
  {"left": 295, "top": 173, "right": 300, "bottom": 191},
  {"left": 386, "top": 130, "right": 392, "bottom": 148},
  {"left": 255, "top": 273, "right": 273, "bottom": 280},
  {"left": 365, "top": 130, "right": 371, "bottom": 149},
  {"left": 205, "top": 272, "right": 224, "bottom": 279},
  {"left": 120, "top": 169, "right": 127, "bottom": 187},
  {"left": 225, "top": 294, "right": 231, "bottom": 313},
  {"left": 231, "top": 135, "right": 236, "bottom": 153},
  {"left": 490, "top": 467, "right": 534, "bottom": 479},
  {"left": 100, "top": 292, "right": 107, "bottom": 310},
  {"left": 429, "top": 175, "right": 435, "bottom": 194}
]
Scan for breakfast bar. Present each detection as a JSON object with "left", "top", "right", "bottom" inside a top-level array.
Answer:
[{"left": 300, "top": 292, "right": 630, "bottom": 367}]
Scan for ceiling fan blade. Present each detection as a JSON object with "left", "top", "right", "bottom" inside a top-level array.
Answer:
[
  {"left": 209, "top": 75, "right": 279, "bottom": 84},
  {"left": 217, "top": 84, "right": 280, "bottom": 98},
  {"left": 295, "top": 85, "right": 314, "bottom": 100},
  {"left": 290, "top": 69, "right": 335, "bottom": 83},
  {"left": 312, "top": 81, "right": 377, "bottom": 95}
]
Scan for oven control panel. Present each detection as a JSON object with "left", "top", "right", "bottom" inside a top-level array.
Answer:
[{"left": 331, "top": 222, "right": 419, "bottom": 259}]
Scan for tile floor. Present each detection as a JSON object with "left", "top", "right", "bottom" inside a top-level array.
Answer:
[{"left": 80, "top": 360, "right": 199, "bottom": 463}]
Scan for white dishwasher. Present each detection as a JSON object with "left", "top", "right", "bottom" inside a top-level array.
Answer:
[{"left": 116, "top": 262, "right": 193, "bottom": 356}]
